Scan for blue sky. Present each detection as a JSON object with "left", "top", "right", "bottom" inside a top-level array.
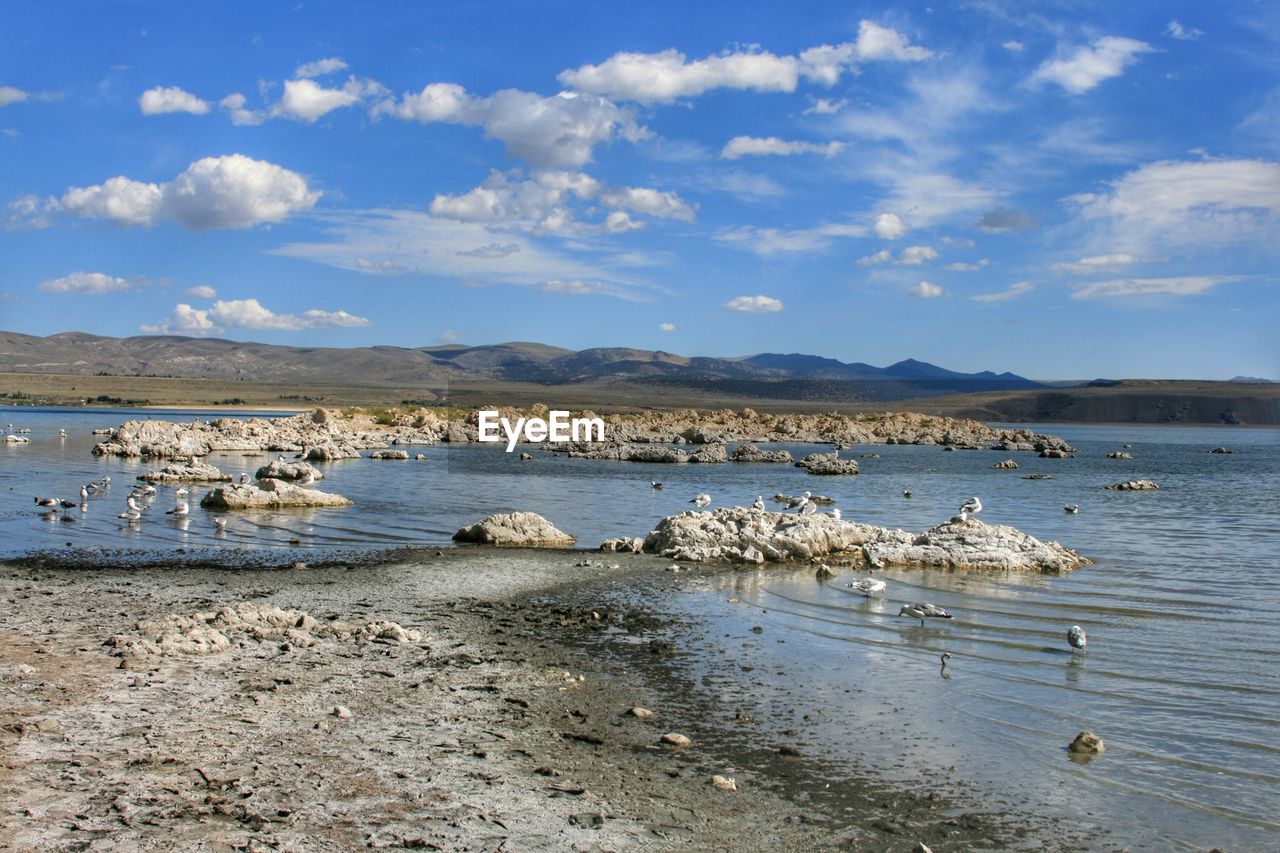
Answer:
[{"left": 1, "top": 0, "right": 1277, "bottom": 380}]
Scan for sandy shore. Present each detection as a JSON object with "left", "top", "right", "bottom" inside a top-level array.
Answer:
[{"left": 1, "top": 550, "right": 1058, "bottom": 851}]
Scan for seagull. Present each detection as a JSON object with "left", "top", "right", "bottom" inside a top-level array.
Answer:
[
  {"left": 58, "top": 499, "right": 77, "bottom": 509},
  {"left": 958, "top": 496, "right": 983, "bottom": 521},
  {"left": 118, "top": 508, "right": 141, "bottom": 523},
  {"left": 298, "top": 470, "right": 316, "bottom": 486},
  {"left": 651, "top": 481, "right": 663, "bottom": 490},
  {"left": 239, "top": 472, "right": 249, "bottom": 484},
  {"left": 902, "top": 490, "right": 913, "bottom": 499},
  {"left": 690, "top": 493, "right": 712, "bottom": 508},
  {"left": 213, "top": 516, "right": 227, "bottom": 533},
  {"left": 1068, "top": 625, "right": 1087, "bottom": 651},
  {"left": 80, "top": 484, "right": 90, "bottom": 500},
  {"left": 799, "top": 500, "right": 817, "bottom": 515},
  {"left": 751, "top": 496, "right": 765, "bottom": 510},
  {"left": 166, "top": 501, "right": 189, "bottom": 517},
  {"left": 829, "top": 508, "right": 842, "bottom": 521},
  {"left": 34, "top": 497, "right": 60, "bottom": 508},
  {"left": 787, "top": 491, "right": 812, "bottom": 511},
  {"left": 126, "top": 496, "right": 145, "bottom": 513},
  {"left": 898, "top": 602, "right": 953, "bottom": 626},
  {"left": 1064, "top": 504, "right": 1080, "bottom": 514},
  {"left": 847, "top": 577, "right": 886, "bottom": 596}
]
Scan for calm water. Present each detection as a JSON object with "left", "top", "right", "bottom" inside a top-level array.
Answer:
[{"left": 2, "top": 406, "right": 1278, "bottom": 849}]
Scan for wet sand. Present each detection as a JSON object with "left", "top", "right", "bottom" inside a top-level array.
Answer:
[{"left": 1, "top": 549, "right": 1065, "bottom": 851}]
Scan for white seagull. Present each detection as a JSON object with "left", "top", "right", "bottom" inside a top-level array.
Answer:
[
  {"left": 1068, "top": 625, "right": 1087, "bottom": 651},
  {"left": 34, "top": 496, "right": 60, "bottom": 508},
  {"left": 1064, "top": 504, "right": 1080, "bottom": 514},
  {"left": 787, "top": 491, "right": 813, "bottom": 510},
  {"left": 829, "top": 508, "right": 842, "bottom": 521},
  {"left": 651, "top": 481, "right": 663, "bottom": 490},
  {"left": 898, "top": 602, "right": 953, "bottom": 626},
  {"left": 958, "top": 496, "right": 983, "bottom": 521},
  {"left": 214, "top": 516, "right": 227, "bottom": 533},
  {"left": 690, "top": 493, "right": 712, "bottom": 508},
  {"left": 847, "top": 577, "right": 886, "bottom": 596},
  {"left": 751, "top": 496, "right": 765, "bottom": 510},
  {"left": 118, "top": 508, "right": 141, "bottom": 523},
  {"left": 799, "top": 500, "right": 817, "bottom": 515}
]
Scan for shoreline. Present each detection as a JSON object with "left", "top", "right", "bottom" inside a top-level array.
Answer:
[{"left": 0, "top": 549, "right": 1074, "bottom": 850}]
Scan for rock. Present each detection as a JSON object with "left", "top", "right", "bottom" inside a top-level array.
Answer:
[
  {"left": 992, "top": 459, "right": 1019, "bottom": 469},
  {"left": 1023, "top": 473, "right": 1053, "bottom": 480},
  {"left": 1208, "top": 447, "right": 1234, "bottom": 454},
  {"left": 731, "top": 444, "right": 794, "bottom": 463},
  {"left": 688, "top": 444, "right": 728, "bottom": 464},
  {"left": 200, "top": 479, "right": 353, "bottom": 510},
  {"left": 660, "top": 732, "right": 692, "bottom": 747},
  {"left": 415, "top": 453, "right": 427, "bottom": 460},
  {"left": 599, "top": 536, "right": 644, "bottom": 553},
  {"left": 913, "top": 844, "right": 935, "bottom": 853},
  {"left": 452, "top": 512, "right": 576, "bottom": 547},
  {"left": 368, "top": 449, "right": 410, "bottom": 460},
  {"left": 1039, "top": 448, "right": 1071, "bottom": 458},
  {"left": 1068, "top": 731, "right": 1104, "bottom": 754},
  {"left": 254, "top": 460, "right": 323, "bottom": 481},
  {"left": 643, "top": 508, "right": 1089, "bottom": 573},
  {"left": 710, "top": 775, "right": 737, "bottom": 792},
  {"left": 333, "top": 705, "right": 353, "bottom": 720},
  {"left": 1104, "top": 480, "right": 1159, "bottom": 491},
  {"left": 1107, "top": 451, "right": 1133, "bottom": 459},
  {"left": 307, "top": 442, "right": 362, "bottom": 462},
  {"left": 520, "top": 452, "right": 534, "bottom": 460},
  {"left": 815, "top": 564, "right": 836, "bottom": 579},
  {"left": 138, "top": 459, "right": 231, "bottom": 483},
  {"left": 796, "top": 453, "right": 859, "bottom": 475},
  {"left": 628, "top": 707, "right": 656, "bottom": 720}
]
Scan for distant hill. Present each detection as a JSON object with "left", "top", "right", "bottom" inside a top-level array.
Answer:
[{"left": 0, "top": 331, "right": 1043, "bottom": 402}]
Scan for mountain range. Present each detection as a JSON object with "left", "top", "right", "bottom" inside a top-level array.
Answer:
[{"left": 0, "top": 331, "right": 1043, "bottom": 403}]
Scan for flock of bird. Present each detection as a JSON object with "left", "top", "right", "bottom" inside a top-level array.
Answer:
[{"left": 35, "top": 474, "right": 229, "bottom": 533}]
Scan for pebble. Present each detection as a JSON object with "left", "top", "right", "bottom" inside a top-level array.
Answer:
[
  {"left": 1068, "top": 730, "right": 1104, "bottom": 754},
  {"left": 711, "top": 775, "right": 737, "bottom": 792},
  {"left": 333, "top": 705, "right": 353, "bottom": 720},
  {"left": 628, "top": 707, "right": 656, "bottom": 720},
  {"left": 660, "top": 732, "right": 692, "bottom": 747}
]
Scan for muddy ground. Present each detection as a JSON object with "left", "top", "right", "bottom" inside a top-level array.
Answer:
[{"left": 0, "top": 550, "right": 1061, "bottom": 851}]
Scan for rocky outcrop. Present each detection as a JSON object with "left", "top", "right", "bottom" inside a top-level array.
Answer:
[
  {"left": 105, "top": 601, "right": 423, "bottom": 658},
  {"left": 200, "top": 479, "right": 353, "bottom": 510},
  {"left": 796, "top": 453, "right": 859, "bottom": 475},
  {"left": 1106, "top": 451, "right": 1133, "bottom": 460},
  {"left": 368, "top": 449, "right": 410, "bottom": 460},
  {"left": 452, "top": 512, "right": 575, "bottom": 547},
  {"left": 1105, "top": 480, "right": 1160, "bottom": 491},
  {"left": 254, "top": 460, "right": 323, "bottom": 481},
  {"left": 731, "top": 444, "right": 794, "bottom": 463},
  {"left": 306, "top": 442, "right": 362, "bottom": 462},
  {"left": 138, "top": 459, "right": 231, "bottom": 483},
  {"left": 600, "top": 536, "right": 645, "bottom": 553},
  {"left": 992, "top": 459, "right": 1019, "bottom": 469},
  {"left": 1208, "top": 447, "right": 1234, "bottom": 454},
  {"left": 639, "top": 508, "right": 1089, "bottom": 573},
  {"left": 1039, "top": 449, "right": 1072, "bottom": 458},
  {"left": 688, "top": 444, "right": 728, "bottom": 464}
]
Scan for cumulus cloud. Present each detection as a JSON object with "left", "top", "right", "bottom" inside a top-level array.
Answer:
[
  {"left": 659, "top": 322, "right": 676, "bottom": 332},
  {"left": 557, "top": 21, "right": 930, "bottom": 103},
  {"left": 1051, "top": 253, "right": 1136, "bottom": 273},
  {"left": 856, "top": 249, "right": 892, "bottom": 266},
  {"left": 972, "top": 282, "right": 1034, "bottom": 302},
  {"left": 0, "top": 86, "right": 28, "bottom": 107},
  {"left": 1071, "top": 275, "right": 1244, "bottom": 300},
  {"left": 219, "top": 93, "right": 262, "bottom": 126},
  {"left": 294, "top": 57, "right": 348, "bottom": 78},
  {"left": 944, "top": 259, "right": 990, "bottom": 272},
  {"left": 720, "top": 136, "right": 844, "bottom": 159},
  {"left": 38, "top": 271, "right": 133, "bottom": 294},
  {"left": 1166, "top": 21, "right": 1203, "bottom": 41},
  {"left": 803, "top": 97, "right": 847, "bottom": 115},
  {"left": 1066, "top": 158, "right": 1280, "bottom": 252},
  {"left": 723, "top": 294, "right": 784, "bottom": 313},
  {"left": 908, "top": 281, "right": 944, "bottom": 298},
  {"left": 141, "top": 298, "right": 370, "bottom": 334},
  {"left": 714, "top": 222, "right": 864, "bottom": 255},
  {"left": 184, "top": 285, "right": 217, "bottom": 299},
  {"left": 5, "top": 194, "right": 59, "bottom": 229},
  {"left": 873, "top": 212, "right": 907, "bottom": 239},
  {"left": 59, "top": 154, "right": 320, "bottom": 229},
  {"left": 139, "top": 86, "right": 209, "bottom": 115},
  {"left": 880, "top": 173, "right": 1001, "bottom": 228},
  {"left": 1031, "top": 36, "right": 1153, "bottom": 94},
  {"left": 1002, "top": 41, "right": 1026, "bottom": 53},
  {"left": 976, "top": 208, "right": 1038, "bottom": 232},
  {"left": 456, "top": 242, "right": 521, "bottom": 259},
  {"left": 376, "top": 85, "right": 646, "bottom": 168},
  {"left": 429, "top": 169, "right": 693, "bottom": 234},
  {"left": 220, "top": 71, "right": 386, "bottom": 124},
  {"left": 896, "top": 245, "right": 938, "bottom": 265}
]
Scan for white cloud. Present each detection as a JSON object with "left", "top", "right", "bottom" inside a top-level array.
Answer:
[
  {"left": 436, "top": 329, "right": 461, "bottom": 344},
  {"left": 944, "top": 259, "right": 989, "bottom": 272},
  {"left": 539, "top": 279, "right": 603, "bottom": 295},
  {"left": 600, "top": 186, "right": 696, "bottom": 221},
  {"left": 0, "top": 86, "right": 28, "bottom": 107},
  {"left": 274, "top": 77, "right": 385, "bottom": 122},
  {"left": 1030, "top": 36, "right": 1153, "bottom": 94},
  {"left": 873, "top": 212, "right": 907, "bottom": 239},
  {"left": 376, "top": 85, "right": 645, "bottom": 168},
  {"left": 219, "top": 93, "right": 263, "bottom": 126},
  {"left": 972, "top": 282, "right": 1034, "bottom": 302},
  {"left": 908, "top": 280, "right": 944, "bottom": 298},
  {"left": 1166, "top": 21, "right": 1203, "bottom": 41},
  {"left": 1002, "top": 41, "right": 1026, "bottom": 53},
  {"left": 294, "top": 57, "right": 348, "bottom": 78},
  {"left": 139, "top": 86, "right": 209, "bottom": 115},
  {"left": 557, "top": 21, "right": 930, "bottom": 103},
  {"left": 721, "top": 136, "right": 844, "bottom": 159},
  {"left": 354, "top": 258, "right": 409, "bottom": 274},
  {"left": 880, "top": 173, "right": 1000, "bottom": 228},
  {"left": 659, "top": 322, "right": 676, "bottom": 332},
  {"left": 1051, "top": 253, "right": 1136, "bottom": 273},
  {"left": 1066, "top": 159, "right": 1280, "bottom": 252},
  {"left": 941, "top": 236, "right": 974, "bottom": 249},
  {"left": 714, "top": 222, "right": 865, "bottom": 255},
  {"left": 38, "top": 271, "right": 132, "bottom": 294},
  {"left": 723, "top": 294, "right": 784, "bottom": 313},
  {"left": 60, "top": 154, "right": 320, "bottom": 229},
  {"left": 803, "top": 97, "right": 847, "bottom": 115},
  {"left": 141, "top": 298, "right": 370, "bottom": 334},
  {"left": 857, "top": 249, "right": 892, "bottom": 266},
  {"left": 456, "top": 242, "right": 521, "bottom": 259},
  {"left": 1071, "top": 275, "right": 1244, "bottom": 300},
  {"left": 688, "top": 170, "right": 788, "bottom": 202},
  {"left": 5, "top": 194, "right": 58, "bottom": 229},
  {"left": 896, "top": 245, "right": 938, "bottom": 265},
  {"left": 140, "top": 303, "right": 216, "bottom": 335},
  {"left": 184, "top": 285, "right": 217, "bottom": 299}
]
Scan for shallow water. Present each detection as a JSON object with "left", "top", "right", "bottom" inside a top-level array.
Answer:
[{"left": 2, "top": 406, "right": 1278, "bottom": 848}]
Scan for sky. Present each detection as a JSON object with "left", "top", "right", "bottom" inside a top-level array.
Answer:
[{"left": 1, "top": 0, "right": 1277, "bottom": 380}]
